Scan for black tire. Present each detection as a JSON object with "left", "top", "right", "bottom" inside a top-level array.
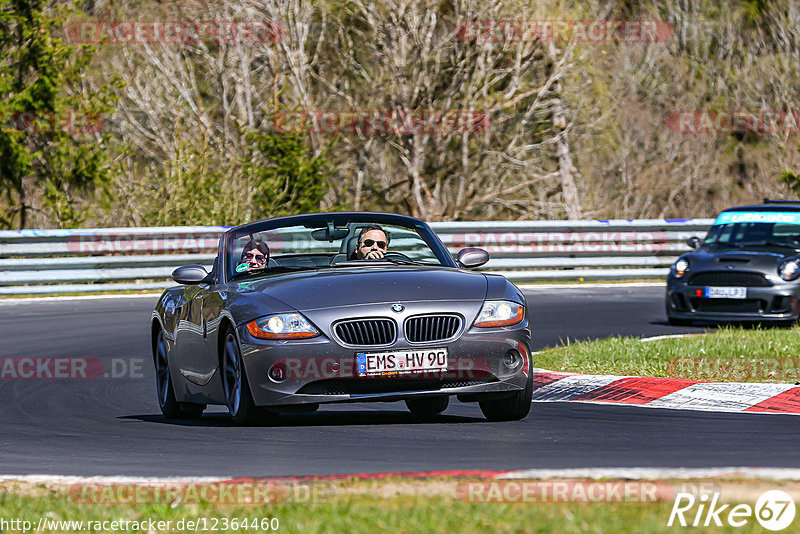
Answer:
[
  {"left": 222, "top": 327, "right": 274, "bottom": 425},
  {"left": 405, "top": 396, "right": 449, "bottom": 415},
  {"left": 479, "top": 371, "right": 533, "bottom": 422},
  {"left": 668, "top": 317, "right": 693, "bottom": 326},
  {"left": 154, "top": 330, "right": 205, "bottom": 419}
]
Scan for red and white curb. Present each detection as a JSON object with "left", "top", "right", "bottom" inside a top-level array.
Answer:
[
  {"left": 5, "top": 467, "right": 800, "bottom": 484},
  {"left": 531, "top": 370, "right": 800, "bottom": 415}
]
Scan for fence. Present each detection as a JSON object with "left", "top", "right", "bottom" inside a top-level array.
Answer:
[{"left": 0, "top": 219, "right": 713, "bottom": 295}]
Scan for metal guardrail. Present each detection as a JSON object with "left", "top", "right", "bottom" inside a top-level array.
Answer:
[{"left": 0, "top": 219, "right": 714, "bottom": 294}]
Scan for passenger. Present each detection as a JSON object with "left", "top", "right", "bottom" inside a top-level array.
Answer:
[
  {"left": 356, "top": 225, "right": 390, "bottom": 260},
  {"left": 239, "top": 238, "right": 270, "bottom": 271}
]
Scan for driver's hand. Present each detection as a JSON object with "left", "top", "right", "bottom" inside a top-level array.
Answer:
[{"left": 365, "top": 250, "right": 385, "bottom": 260}]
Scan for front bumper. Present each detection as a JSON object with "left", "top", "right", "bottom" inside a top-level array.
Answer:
[
  {"left": 666, "top": 280, "right": 800, "bottom": 321},
  {"left": 238, "top": 321, "right": 531, "bottom": 407}
]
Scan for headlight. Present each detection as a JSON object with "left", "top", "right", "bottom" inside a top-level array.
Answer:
[
  {"left": 473, "top": 300, "right": 524, "bottom": 328},
  {"left": 672, "top": 258, "right": 689, "bottom": 278},
  {"left": 778, "top": 259, "right": 800, "bottom": 281},
  {"left": 246, "top": 313, "right": 319, "bottom": 339}
]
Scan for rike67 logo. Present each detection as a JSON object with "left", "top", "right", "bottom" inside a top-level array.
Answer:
[{"left": 668, "top": 490, "right": 796, "bottom": 531}]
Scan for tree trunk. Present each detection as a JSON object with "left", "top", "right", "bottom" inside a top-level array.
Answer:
[
  {"left": 548, "top": 42, "right": 582, "bottom": 220},
  {"left": 19, "top": 184, "right": 26, "bottom": 230}
]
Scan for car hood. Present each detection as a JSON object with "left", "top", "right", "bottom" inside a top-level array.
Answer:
[
  {"left": 230, "top": 266, "right": 488, "bottom": 311},
  {"left": 689, "top": 248, "right": 789, "bottom": 272}
]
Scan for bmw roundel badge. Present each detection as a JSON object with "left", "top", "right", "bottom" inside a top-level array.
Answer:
[{"left": 391, "top": 304, "right": 405, "bottom": 313}]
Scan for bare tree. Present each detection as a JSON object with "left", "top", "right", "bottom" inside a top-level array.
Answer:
[{"left": 73, "top": 0, "right": 800, "bottom": 228}]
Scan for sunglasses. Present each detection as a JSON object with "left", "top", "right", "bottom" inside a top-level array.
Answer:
[
  {"left": 361, "top": 239, "right": 387, "bottom": 249},
  {"left": 243, "top": 252, "right": 266, "bottom": 262}
]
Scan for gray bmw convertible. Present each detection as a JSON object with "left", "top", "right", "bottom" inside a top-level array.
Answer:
[{"left": 151, "top": 212, "right": 532, "bottom": 424}]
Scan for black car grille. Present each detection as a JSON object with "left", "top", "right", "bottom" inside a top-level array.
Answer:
[
  {"left": 691, "top": 298, "right": 765, "bottom": 314},
  {"left": 689, "top": 271, "right": 771, "bottom": 287},
  {"left": 334, "top": 319, "right": 396, "bottom": 346},
  {"left": 405, "top": 314, "right": 462, "bottom": 343},
  {"left": 296, "top": 376, "right": 497, "bottom": 396}
]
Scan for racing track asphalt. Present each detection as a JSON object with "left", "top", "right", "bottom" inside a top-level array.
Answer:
[{"left": 0, "top": 285, "right": 798, "bottom": 477}]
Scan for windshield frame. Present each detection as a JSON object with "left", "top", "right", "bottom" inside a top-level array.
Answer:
[
  {"left": 705, "top": 209, "right": 800, "bottom": 247},
  {"left": 220, "top": 212, "right": 457, "bottom": 283}
]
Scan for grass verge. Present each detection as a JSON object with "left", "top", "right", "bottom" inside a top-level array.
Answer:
[
  {"left": 534, "top": 325, "right": 800, "bottom": 382},
  {"left": 0, "top": 477, "right": 794, "bottom": 533}
]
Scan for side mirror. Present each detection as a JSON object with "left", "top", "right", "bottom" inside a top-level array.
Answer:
[
  {"left": 686, "top": 236, "right": 701, "bottom": 250},
  {"left": 172, "top": 264, "right": 209, "bottom": 285},
  {"left": 457, "top": 247, "right": 489, "bottom": 269}
]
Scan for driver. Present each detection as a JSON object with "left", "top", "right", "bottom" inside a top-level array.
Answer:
[
  {"left": 239, "top": 238, "right": 270, "bottom": 271},
  {"left": 356, "top": 225, "right": 390, "bottom": 260}
]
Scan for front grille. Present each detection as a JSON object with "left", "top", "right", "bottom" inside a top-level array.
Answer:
[
  {"left": 296, "top": 376, "right": 496, "bottom": 396},
  {"left": 689, "top": 271, "right": 771, "bottom": 287},
  {"left": 691, "top": 298, "right": 765, "bottom": 313},
  {"left": 405, "top": 314, "right": 462, "bottom": 343},
  {"left": 334, "top": 318, "right": 396, "bottom": 346}
]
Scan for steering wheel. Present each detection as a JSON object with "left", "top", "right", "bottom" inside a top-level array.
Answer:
[{"left": 383, "top": 251, "right": 412, "bottom": 261}]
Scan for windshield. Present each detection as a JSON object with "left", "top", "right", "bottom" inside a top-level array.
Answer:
[
  {"left": 705, "top": 211, "right": 800, "bottom": 246},
  {"left": 225, "top": 215, "right": 453, "bottom": 281}
]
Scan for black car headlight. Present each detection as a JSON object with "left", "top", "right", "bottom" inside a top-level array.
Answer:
[
  {"left": 778, "top": 259, "right": 800, "bottom": 281},
  {"left": 671, "top": 258, "right": 689, "bottom": 278}
]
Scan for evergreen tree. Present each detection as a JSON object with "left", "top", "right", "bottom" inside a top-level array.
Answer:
[
  {"left": 0, "top": 0, "right": 114, "bottom": 228},
  {"left": 243, "top": 127, "right": 330, "bottom": 219}
]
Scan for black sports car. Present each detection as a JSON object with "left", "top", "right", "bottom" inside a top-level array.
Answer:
[
  {"left": 666, "top": 201, "right": 800, "bottom": 324},
  {"left": 151, "top": 212, "right": 532, "bottom": 424}
]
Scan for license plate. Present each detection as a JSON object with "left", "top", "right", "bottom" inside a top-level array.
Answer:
[
  {"left": 356, "top": 348, "right": 448, "bottom": 377},
  {"left": 705, "top": 286, "right": 747, "bottom": 299}
]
